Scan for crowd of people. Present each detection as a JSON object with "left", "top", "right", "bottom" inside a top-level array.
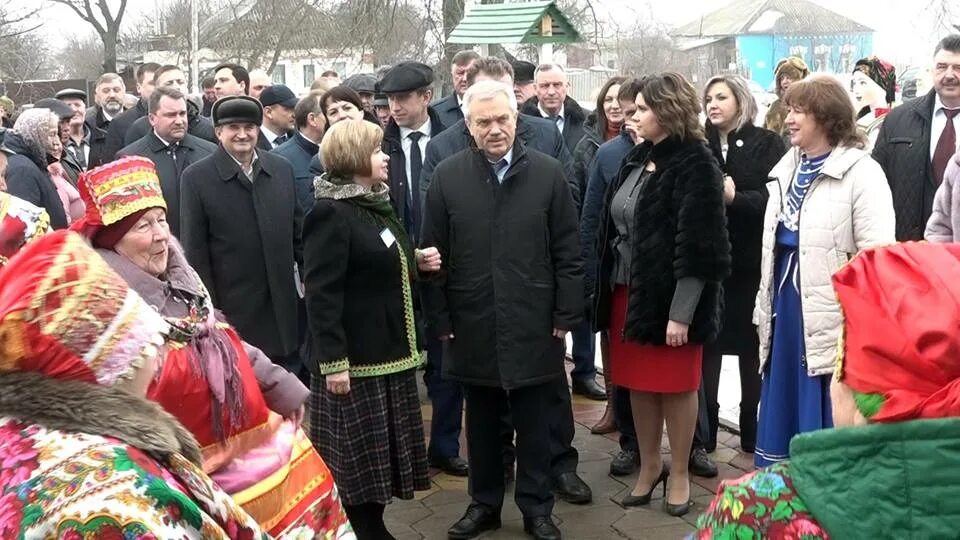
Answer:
[{"left": 0, "top": 32, "right": 958, "bottom": 539}]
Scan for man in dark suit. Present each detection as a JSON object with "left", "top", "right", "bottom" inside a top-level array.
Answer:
[
  {"left": 116, "top": 86, "right": 217, "bottom": 237},
  {"left": 85, "top": 73, "right": 126, "bottom": 168},
  {"left": 103, "top": 63, "right": 160, "bottom": 161},
  {"left": 418, "top": 56, "right": 591, "bottom": 506},
  {"left": 874, "top": 34, "right": 960, "bottom": 241},
  {"left": 179, "top": 95, "right": 303, "bottom": 373},
  {"left": 259, "top": 85, "right": 298, "bottom": 150},
  {"left": 431, "top": 50, "right": 480, "bottom": 129},
  {"left": 123, "top": 65, "right": 216, "bottom": 146},
  {"left": 274, "top": 92, "right": 326, "bottom": 213},
  {"left": 519, "top": 63, "right": 588, "bottom": 159}
]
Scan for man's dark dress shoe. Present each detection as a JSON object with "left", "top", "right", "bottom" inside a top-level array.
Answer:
[
  {"left": 523, "top": 516, "right": 562, "bottom": 539},
  {"left": 448, "top": 504, "right": 501, "bottom": 539},
  {"left": 553, "top": 471, "right": 592, "bottom": 504},
  {"left": 430, "top": 455, "right": 469, "bottom": 477}
]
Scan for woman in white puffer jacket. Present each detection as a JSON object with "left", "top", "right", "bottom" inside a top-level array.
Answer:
[{"left": 752, "top": 75, "right": 895, "bottom": 468}]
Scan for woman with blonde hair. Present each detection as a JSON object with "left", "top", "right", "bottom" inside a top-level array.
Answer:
[
  {"left": 593, "top": 73, "right": 730, "bottom": 516},
  {"left": 304, "top": 119, "right": 438, "bottom": 538},
  {"left": 753, "top": 75, "right": 895, "bottom": 468}
]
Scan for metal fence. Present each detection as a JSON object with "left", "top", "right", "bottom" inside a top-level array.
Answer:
[{"left": 566, "top": 67, "right": 620, "bottom": 109}]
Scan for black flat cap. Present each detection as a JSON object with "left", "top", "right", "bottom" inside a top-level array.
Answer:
[
  {"left": 34, "top": 98, "right": 75, "bottom": 121},
  {"left": 212, "top": 95, "right": 263, "bottom": 126},
  {"left": 379, "top": 62, "right": 434, "bottom": 94},
  {"left": 511, "top": 61, "right": 536, "bottom": 84},
  {"left": 344, "top": 73, "right": 378, "bottom": 94},
  {"left": 259, "top": 84, "right": 297, "bottom": 108},
  {"left": 55, "top": 88, "right": 87, "bottom": 103}
]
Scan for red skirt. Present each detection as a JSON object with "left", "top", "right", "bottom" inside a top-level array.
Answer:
[{"left": 609, "top": 285, "right": 702, "bottom": 393}]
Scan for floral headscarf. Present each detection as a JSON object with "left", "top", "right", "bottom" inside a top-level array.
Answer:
[{"left": 853, "top": 56, "right": 897, "bottom": 105}]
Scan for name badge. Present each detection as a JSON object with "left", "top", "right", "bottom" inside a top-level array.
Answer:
[{"left": 380, "top": 228, "right": 396, "bottom": 248}]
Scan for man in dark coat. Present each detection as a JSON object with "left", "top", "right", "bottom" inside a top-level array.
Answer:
[
  {"left": 116, "top": 87, "right": 217, "bottom": 237},
  {"left": 873, "top": 34, "right": 960, "bottom": 241},
  {"left": 431, "top": 50, "right": 479, "bottom": 129},
  {"left": 422, "top": 80, "right": 582, "bottom": 540},
  {"left": 380, "top": 62, "right": 448, "bottom": 241},
  {"left": 102, "top": 63, "right": 160, "bottom": 162},
  {"left": 56, "top": 88, "right": 91, "bottom": 183},
  {"left": 519, "top": 64, "right": 588, "bottom": 159},
  {"left": 85, "top": 73, "right": 127, "bottom": 169},
  {"left": 417, "top": 57, "right": 590, "bottom": 501},
  {"left": 273, "top": 92, "right": 325, "bottom": 213},
  {"left": 179, "top": 95, "right": 303, "bottom": 371},
  {"left": 123, "top": 66, "right": 216, "bottom": 146}
]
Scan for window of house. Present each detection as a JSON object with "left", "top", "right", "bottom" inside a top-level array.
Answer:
[
  {"left": 303, "top": 64, "right": 315, "bottom": 88},
  {"left": 273, "top": 65, "right": 286, "bottom": 85}
]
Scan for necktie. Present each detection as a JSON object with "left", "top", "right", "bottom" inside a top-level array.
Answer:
[
  {"left": 552, "top": 115, "right": 563, "bottom": 133},
  {"left": 408, "top": 132, "right": 424, "bottom": 239},
  {"left": 274, "top": 133, "right": 288, "bottom": 146},
  {"left": 934, "top": 109, "right": 959, "bottom": 185},
  {"left": 494, "top": 158, "right": 509, "bottom": 182}
]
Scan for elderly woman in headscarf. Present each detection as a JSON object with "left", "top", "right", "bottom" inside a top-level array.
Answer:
[
  {"left": 692, "top": 241, "right": 960, "bottom": 539},
  {"left": 764, "top": 56, "right": 810, "bottom": 145},
  {"left": 0, "top": 230, "right": 270, "bottom": 538},
  {"left": 71, "top": 156, "right": 353, "bottom": 538},
  {"left": 3, "top": 108, "right": 70, "bottom": 228}
]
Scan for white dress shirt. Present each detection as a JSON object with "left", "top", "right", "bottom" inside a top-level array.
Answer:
[
  {"left": 539, "top": 103, "right": 566, "bottom": 134},
  {"left": 400, "top": 118, "right": 431, "bottom": 196},
  {"left": 261, "top": 125, "right": 281, "bottom": 148},
  {"left": 931, "top": 94, "right": 960, "bottom": 159}
]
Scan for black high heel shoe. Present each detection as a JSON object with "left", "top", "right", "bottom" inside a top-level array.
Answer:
[
  {"left": 663, "top": 478, "right": 693, "bottom": 516},
  {"left": 620, "top": 468, "right": 670, "bottom": 507}
]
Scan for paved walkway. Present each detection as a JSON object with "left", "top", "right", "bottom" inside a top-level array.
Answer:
[{"left": 384, "top": 367, "right": 756, "bottom": 539}]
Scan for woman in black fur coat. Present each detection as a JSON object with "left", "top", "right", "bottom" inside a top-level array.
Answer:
[
  {"left": 702, "top": 75, "right": 786, "bottom": 455},
  {"left": 593, "top": 73, "right": 730, "bottom": 517}
]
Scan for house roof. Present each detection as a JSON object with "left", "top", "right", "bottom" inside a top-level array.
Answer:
[
  {"left": 448, "top": 1, "right": 582, "bottom": 45},
  {"left": 672, "top": 0, "right": 873, "bottom": 37}
]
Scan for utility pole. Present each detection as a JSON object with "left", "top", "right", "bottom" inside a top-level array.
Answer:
[{"left": 190, "top": 0, "right": 199, "bottom": 93}]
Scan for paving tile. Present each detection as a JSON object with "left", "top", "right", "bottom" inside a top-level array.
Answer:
[
  {"left": 640, "top": 522, "right": 696, "bottom": 539},
  {"left": 613, "top": 507, "right": 688, "bottom": 538},
  {"left": 729, "top": 451, "right": 756, "bottom": 473}
]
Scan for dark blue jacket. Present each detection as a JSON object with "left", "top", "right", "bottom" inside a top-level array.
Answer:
[
  {"left": 273, "top": 132, "right": 320, "bottom": 214},
  {"left": 580, "top": 130, "right": 634, "bottom": 300},
  {"left": 431, "top": 94, "right": 463, "bottom": 132},
  {"left": 419, "top": 113, "right": 576, "bottom": 211}
]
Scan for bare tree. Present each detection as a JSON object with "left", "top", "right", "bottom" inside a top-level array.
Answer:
[
  {"left": 56, "top": 33, "right": 107, "bottom": 80},
  {"left": 48, "top": 0, "right": 129, "bottom": 73},
  {"left": 0, "top": 6, "right": 52, "bottom": 82}
]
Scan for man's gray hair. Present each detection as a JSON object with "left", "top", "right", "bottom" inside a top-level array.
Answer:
[
  {"left": 534, "top": 63, "right": 567, "bottom": 79},
  {"left": 463, "top": 80, "right": 517, "bottom": 119}
]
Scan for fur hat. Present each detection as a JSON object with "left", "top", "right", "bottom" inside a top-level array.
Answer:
[
  {"left": 0, "top": 230, "right": 168, "bottom": 386},
  {"left": 774, "top": 57, "right": 810, "bottom": 95}
]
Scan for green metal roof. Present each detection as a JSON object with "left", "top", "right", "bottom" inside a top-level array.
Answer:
[{"left": 448, "top": 1, "right": 582, "bottom": 45}]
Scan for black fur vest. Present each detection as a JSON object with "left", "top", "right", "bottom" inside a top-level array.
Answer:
[{"left": 593, "top": 137, "right": 731, "bottom": 344}]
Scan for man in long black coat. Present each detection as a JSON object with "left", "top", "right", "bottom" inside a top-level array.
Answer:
[
  {"left": 421, "top": 80, "right": 582, "bottom": 540},
  {"left": 123, "top": 66, "right": 217, "bottom": 146},
  {"left": 179, "top": 95, "right": 303, "bottom": 370},
  {"left": 102, "top": 63, "right": 160, "bottom": 162},
  {"left": 116, "top": 86, "right": 217, "bottom": 237}
]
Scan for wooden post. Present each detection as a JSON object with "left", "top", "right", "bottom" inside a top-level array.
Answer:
[
  {"left": 480, "top": 43, "right": 490, "bottom": 56},
  {"left": 539, "top": 14, "right": 554, "bottom": 64}
]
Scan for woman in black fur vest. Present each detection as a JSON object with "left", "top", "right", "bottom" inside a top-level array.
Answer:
[{"left": 593, "top": 73, "right": 730, "bottom": 517}]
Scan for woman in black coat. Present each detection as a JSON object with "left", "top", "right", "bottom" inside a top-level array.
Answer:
[
  {"left": 593, "top": 73, "right": 730, "bottom": 516},
  {"left": 303, "top": 119, "right": 438, "bottom": 539},
  {"left": 702, "top": 75, "right": 786, "bottom": 454},
  {"left": 3, "top": 108, "right": 69, "bottom": 229}
]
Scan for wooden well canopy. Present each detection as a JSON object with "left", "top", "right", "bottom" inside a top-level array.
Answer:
[{"left": 448, "top": 1, "right": 583, "bottom": 45}]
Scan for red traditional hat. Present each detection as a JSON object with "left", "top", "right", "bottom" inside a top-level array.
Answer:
[
  {"left": 833, "top": 242, "right": 960, "bottom": 423},
  {"left": 71, "top": 155, "right": 166, "bottom": 238},
  {"left": 0, "top": 230, "right": 168, "bottom": 386},
  {"left": 0, "top": 192, "right": 48, "bottom": 267}
]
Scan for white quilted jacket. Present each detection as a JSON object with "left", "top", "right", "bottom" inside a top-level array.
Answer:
[{"left": 753, "top": 145, "right": 895, "bottom": 376}]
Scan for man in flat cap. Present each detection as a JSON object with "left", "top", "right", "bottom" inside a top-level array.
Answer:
[
  {"left": 379, "top": 61, "right": 448, "bottom": 243},
  {"left": 258, "top": 84, "right": 297, "bottom": 150},
  {"left": 55, "top": 89, "right": 91, "bottom": 176},
  {"left": 180, "top": 95, "right": 304, "bottom": 376},
  {"left": 432, "top": 50, "right": 480, "bottom": 129},
  {"left": 343, "top": 73, "right": 378, "bottom": 113},
  {"left": 511, "top": 60, "right": 537, "bottom": 105}
]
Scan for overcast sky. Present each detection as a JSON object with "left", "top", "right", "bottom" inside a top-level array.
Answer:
[{"left": 13, "top": 0, "right": 957, "bottom": 68}]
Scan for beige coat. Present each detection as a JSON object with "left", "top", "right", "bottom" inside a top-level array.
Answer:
[{"left": 754, "top": 145, "right": 895, "bottom": 376}]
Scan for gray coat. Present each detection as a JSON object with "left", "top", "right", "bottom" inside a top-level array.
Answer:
[
  {"left": 117, "top": 132, "right": 217, "bottom": 237},
  {"left": 180, "top": 147, "right": 303, "bottom": 359}
]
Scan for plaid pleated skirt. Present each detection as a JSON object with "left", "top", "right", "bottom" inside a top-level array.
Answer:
[{"left": 309, "top": 368, "right": 430, "bottom": 505}]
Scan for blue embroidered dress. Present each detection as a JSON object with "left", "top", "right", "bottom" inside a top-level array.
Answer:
[{"left": 755, "top": 152, "right": 834, "bottom": 468}]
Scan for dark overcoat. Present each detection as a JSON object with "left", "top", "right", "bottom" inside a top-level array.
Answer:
[
  {"left": 179, "top": 147, "right": 303, "bottom": 359},
  {"left": 84, "top": 106, "right": 112, "bottom": 169},
  {"left": 272, "top": 132, "right": 320, "bottom": 214},
  {"left": 872, "top": 89, "right": 938, "bottom": 241},
  {"left": 431, "top": 93, "right": 463, "bottom": 131},
  {"left": 420, "top": 140, "right": 583, "bottom": 389},
  {"left": 2, "top": 132, "right": 68, "bottom": 229},
  {"left": 705, "top": 122, "right": 784, "bottom": 351},
  {"left": 117, "top": 131, "right": 217, "bottom": 237},
  {"left": 103, "top": 99, "right": 148, "bottom": 164},
  {"left": 519, "top": 96, "right": 588, "bottom": 161},
  {"left": 593, "top": 137, "right": 731, "bottom": 345}
]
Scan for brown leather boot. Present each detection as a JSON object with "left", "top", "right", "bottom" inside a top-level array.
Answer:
[{"left": 590, "top": 334, "right": 617, "bottom": 434}]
